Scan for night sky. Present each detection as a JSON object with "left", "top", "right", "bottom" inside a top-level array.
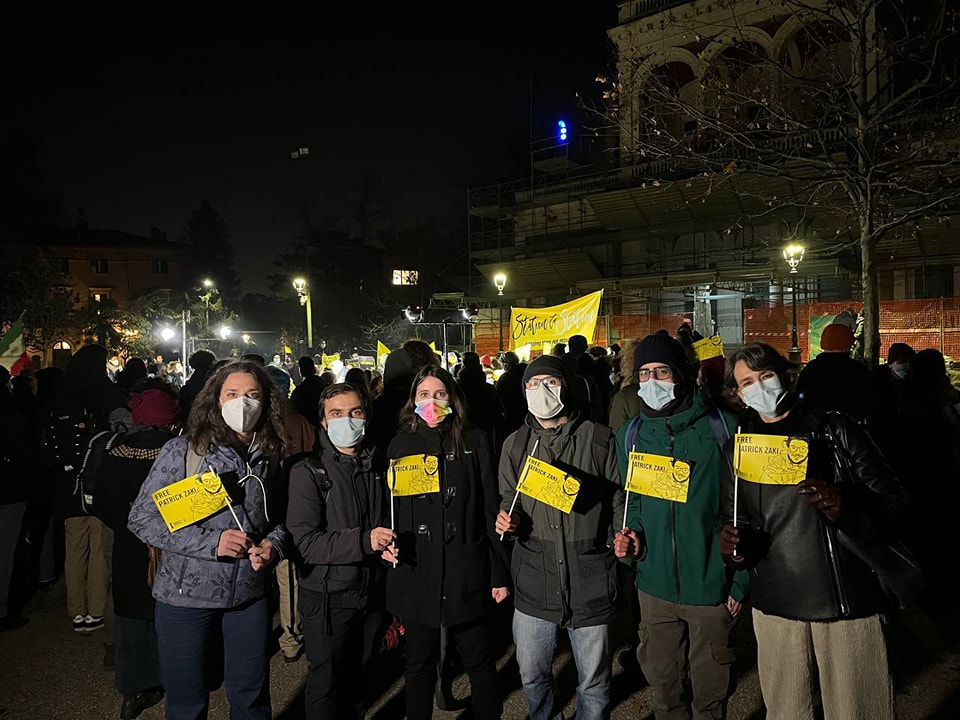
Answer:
[{"left": 2, "top": 1, "right": 618, "bottom": 295}]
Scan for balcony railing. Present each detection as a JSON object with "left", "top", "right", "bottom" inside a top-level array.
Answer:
[{"left": 618, "top": 0, "right": 693, "bottom": 24}]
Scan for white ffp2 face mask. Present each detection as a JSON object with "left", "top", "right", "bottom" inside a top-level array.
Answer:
[
  {"left": 221, "top": 396, "right": 262, "bottom": 433},
  {"left": 526, "top": 383, "right": 565, "bottom": 420},
  {"left": 326, "top": 416, "right": 365, "bottom": 448},
  {"left": 637, "top": 378, "right": 675, "bottom": 411},
  {"left": 741, "top": 376, "right": 785, "bottom": 417}
]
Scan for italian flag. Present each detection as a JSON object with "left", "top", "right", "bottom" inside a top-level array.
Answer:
[{"left": 0, "top": 317, "right": 31, "bottom": 376}]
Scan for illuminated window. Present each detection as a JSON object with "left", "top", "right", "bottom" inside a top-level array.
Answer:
[
  {"left": 91, "top": 290, "right": 110, "bottom": 302},
  {"left": 53, "top": 340, "right": 72, "bottom": 350},
  {"left": 392, "top": 269, "right": 419, "bottom": 286}
]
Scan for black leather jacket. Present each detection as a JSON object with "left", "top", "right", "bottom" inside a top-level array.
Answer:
[{"left": 721, "top": 400, "right": 907, "bottom": 621}]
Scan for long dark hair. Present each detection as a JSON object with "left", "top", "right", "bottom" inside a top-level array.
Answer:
[
  {"left": 186, "top": 361, "right": 289, "bottom": 456},
  {"left": 398, "top": 365, "right": 467, "bottom": 457}
]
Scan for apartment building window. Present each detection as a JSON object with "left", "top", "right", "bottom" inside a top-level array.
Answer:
[
  {"left": 91, "top": 290, "right": 110, "bottom": 303},
  {"left": 50, "top": 257, "right": 69, "bottom": 274},
  {"left": 91, "top": 259, "right": 109, "bottom": 274},
  {"left": 151, "top": 259, "right": 169, "bottom": 275}
]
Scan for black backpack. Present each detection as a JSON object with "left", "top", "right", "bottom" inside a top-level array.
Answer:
[{"left": 43, "top": 406, "right": 122, "bottom": 513}]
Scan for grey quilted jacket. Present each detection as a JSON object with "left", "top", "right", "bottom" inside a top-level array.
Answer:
[{"left": 128, "top": 436, "right": 288, "bottom": 609}]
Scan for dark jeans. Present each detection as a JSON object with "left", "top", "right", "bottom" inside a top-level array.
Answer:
[
  {"left": 115, "top": 615, "right": 162, "bottom": 694},
  {"left": 404, "top": 616, "right": 502, "bottom": 720},
  {"left": 155, "top": 597, "right": 271, "bottom": 720},
  {"left": 299, "top": 588, "right": 387, "bottom": 720}
]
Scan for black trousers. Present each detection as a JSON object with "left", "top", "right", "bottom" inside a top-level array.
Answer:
[
  {"left": 300, "top": 588, "right": 387, "bottom": 720},
  {"left": 403, "top": 615, "right": 502, "bottom": 720}
]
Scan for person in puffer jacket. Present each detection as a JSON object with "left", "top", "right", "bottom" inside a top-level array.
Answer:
[{"left": 128, "top": 361, "right": 290, "bottom": 720}]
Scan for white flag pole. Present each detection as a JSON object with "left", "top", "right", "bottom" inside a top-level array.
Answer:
[
  {"left": 501, "top": 438, "right": 538, "bottom": 541},
  {"left": 209, "top": 464, "right": 244, "bottom": 531},
  {"left": 623, "top": 442, "right": 636, "bottom": 531},
  {"left": 389, "top": 464, "right": 397, "bottom": 567}
]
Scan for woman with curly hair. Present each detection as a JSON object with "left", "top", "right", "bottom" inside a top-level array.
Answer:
[
  {"left": 128, "top": 361, "right": 290, "bottom": 720},
  {"left": 382, "top": 365, "right": 511, "bottom": 720}
]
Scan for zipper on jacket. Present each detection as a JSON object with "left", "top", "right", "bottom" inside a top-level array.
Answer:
[
  {"left": 823, "top": 523, "right": 850, "bottom": 617},
  {"left": 177, "top": 557, "right": 188, "bottom": 595}
]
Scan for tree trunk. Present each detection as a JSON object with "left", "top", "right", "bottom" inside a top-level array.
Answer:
[{"left": 860, "top": 228, "right": 880, "bottom": 368}]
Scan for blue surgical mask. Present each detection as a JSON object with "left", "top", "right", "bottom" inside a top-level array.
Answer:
[
  {"left": 891, "top": 362, "right": 909, "bottom": 380},
  {"left": 637, "top": 378, "right": 675, "bottom": 411},
  {"left": 326, "top": 417, "right": 366, "bottom": 448}
]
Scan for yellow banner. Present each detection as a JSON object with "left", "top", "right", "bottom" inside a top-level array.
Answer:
[
  {"left": 692, "top": 335, "right": 724, "bottom": 361},
  {"left": 322, "top": 354, "right": 340, "bottom": 368},
  {"left": 735, "top": 434, "right": 809, "bottom": 485},
  {"left": 625, "top": 452, "right": 691, "bottom": 503},
  {"left": 377, "top": 341, "right": 390, "bottom": 365},
  {"left": 152, "top": 471, "right": 231, "bottom": 533},
  {"left": 509, "top": 290, "right": 603, "bottom": 349},
  {"left": 389, "top": 454, "right": 441, "bottom": 497},
  {"left": 517, "top": 456, "right": 581, "bottom": 514}
]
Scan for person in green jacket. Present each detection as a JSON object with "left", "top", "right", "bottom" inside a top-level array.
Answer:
[{"left": 613, "top": 334, "right": 747, "bottom": 720}]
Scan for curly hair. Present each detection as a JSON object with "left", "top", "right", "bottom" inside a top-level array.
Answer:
[
  {"left": 398, "top": 365, "right": 468, "bottom": 458},
  {"left": 186, "top": 361, "right": 289, "bottom": 456}
]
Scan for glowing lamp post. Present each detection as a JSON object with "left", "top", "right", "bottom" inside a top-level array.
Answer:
[
  {"left": 494, "top": 273, "right": 507, "bottom": 353},
  {"left": 783, "top": 244, "right": 805, "bottom": 366},
  {"left": 292, "top": 277, "right": 313, "bottom": 356}
]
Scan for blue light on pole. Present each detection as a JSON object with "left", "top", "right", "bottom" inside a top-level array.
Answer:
[{"left": 557, "top": 120, "right": 568, "bottom": 143}]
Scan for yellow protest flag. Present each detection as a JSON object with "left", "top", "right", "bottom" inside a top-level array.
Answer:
[
  {"left": 389, "top": 454, "right": 441, "bottom": 497},
  {"left": 377, "top": 341, "right": 390, "bottom": 361},
  {"left": 322, "top": 354, "right": 340, "bottom": 368},
  {"left": 428, "top": 341, "right": 441, "bottom": 356},
  {"left": 735, "top": 434, "right": 809, "bottom": 485},
  {"left": 152, "top": 471, "right": 231, "bottom": 533},
  {"left": 625, "top": 452, "right": 691, "bottom": 503},
  {"left": 517, "top": 456, "right": 581, "bottom": 514},
  {"left": 509, "top": 290, "right": 603, "bottom": 350},
  {"left": 692, "top": 335, "right": 724, "bottom": 361}
]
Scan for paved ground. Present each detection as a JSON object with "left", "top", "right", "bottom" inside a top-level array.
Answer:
[{"left": 2, "top": 581, "right": 960, "bottom": 719}]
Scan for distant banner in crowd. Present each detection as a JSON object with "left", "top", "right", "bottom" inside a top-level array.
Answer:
[
  {"left": 734, "top": 433, "right": 809, "bottom": 485},
  {"left": 389, "top": 454, "right": 441, "bottom": 496},
  {"left": 516, "top": 456, "right": 581, "bottom": 513},
  {"left": 692, "top": 335, "right": 724, "bottom": 361},
  {"left": 322, "top": 354, "right": 341, "bottom": 368},
  {"left": 625, "top": 452, "right": 691, "bottom": 503},
  {"left": 152, "top": 471, "right": 231, "bottom": 532},
  {"left": 509, "top": 290, "right": 603, "bottom": 349}
]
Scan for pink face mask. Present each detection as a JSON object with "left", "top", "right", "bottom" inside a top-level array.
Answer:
[{"left": 415, "top": 399, "right": 452, "bottom": 425}]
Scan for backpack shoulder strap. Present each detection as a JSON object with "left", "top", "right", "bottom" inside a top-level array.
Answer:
[
  {"left": 624, "top": 414, "right": 644, "bottom": 452},
  {"left": 707, "top": 407, "right": 731, "bottom": 449},
  {"left": 185, "top": 445, "right": 207, "bottom": 478},
  {"left": 302, "top": 455, "right": 332, "bottom": 500},
  {"left": 508, "top": 424, "right": 532, "bottom": 477},
  {"left": 591, "top": 422, "right": 612, "bottom": 475}
]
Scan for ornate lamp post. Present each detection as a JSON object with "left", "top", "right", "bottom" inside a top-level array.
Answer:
[
  {"left": 782, "top": 244, "right": 805, "bottom": 365},
  {"left": 494, "top": 273, "right": 507, "bottom": 353}
]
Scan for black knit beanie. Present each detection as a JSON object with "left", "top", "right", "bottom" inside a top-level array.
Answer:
[
  {"left": 633, "top": 334, "right": 692, "bottom": 380},
  {"left": 523, "top": 355, "right": 571, "bottom": 386}
]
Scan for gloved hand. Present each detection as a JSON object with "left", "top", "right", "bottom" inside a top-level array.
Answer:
[
  {"left": 797, "top": 480, "right": 843, "bottom": 521},
  {"left": 719, "top": 524, "right": 744, "bottom": 562}
]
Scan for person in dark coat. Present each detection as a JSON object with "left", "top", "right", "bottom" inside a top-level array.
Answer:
[
  {"left": 496, "top": 352, "right": 527, "bottom": 437},
  {"left": 179, "top": 350, "right": 216, "bottom": 419},
  {"left": 93, "top": 381, "right": 179, "bottom": 719},
  {"left": 368, "top": 349, "right": 414, "bottom": 458},
  {"left": 382, "top": 366, "right": 511, "bottom": 720},
  {"left": 115, "top": 358, "right": 148, "bottom": 392},
  {"left": 290, "top": 356, "right": 325, "bottom": 429},
  {"left": 457, "top": 352, "right": 504, "bottom": 451},
  {"left": 796, "top": 323, "right": 871, "bottom": 419}
]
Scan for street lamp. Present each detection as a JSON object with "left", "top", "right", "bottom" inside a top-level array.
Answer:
[
  {"left": 292, "top": 277, "right": 314, "bottom": 356},
  {"left": 219, "top": 325, "right": 232, "bottom": 340},
  {"left": 242, "top": 333, "right": 251, "bottom": 345},
  {"left": 783, "top": 244, "right": 805, "bottom": 365},
  {"left": 199, "top": 279, "right": 216, "bottom": 328},
  {"left": 159, "top": 327, "right": 176, "bottom": 342},
  {"left": 493, "top": 273, "right": 507, "bottom": 352}
]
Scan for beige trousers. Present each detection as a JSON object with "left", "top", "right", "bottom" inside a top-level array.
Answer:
[
  {"left": 276, "top": 559, "right": 302, "bottom": 657},
  {"left": 64, "top": 516, "right": 113, "bottom": 620},
  {"left": 752, "top": 608, "right": 894, "bottom": 720}
]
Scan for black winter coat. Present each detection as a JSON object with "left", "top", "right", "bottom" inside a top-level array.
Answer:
[
  {"left": 386, "top": 423, "right": 510, "bottom": 629},
  {"left": 286, "top": 430, "right": 388, "bottom": 608},
  {"left": 721, "top": 401, "right": 907, "bottom": 621},
  {"left": 92, "top": 428, "right": 175, "bottom": 620}
]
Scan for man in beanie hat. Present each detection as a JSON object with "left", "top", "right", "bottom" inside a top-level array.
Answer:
[
  {"left": 796, "top": 321, "right": 871, "bottom": 419},
  {"left": 496, "top": 353, "right": 625, "bottom": 720},
  {"left": 613, "top": 334, "right": 747, "bottom": 720}
]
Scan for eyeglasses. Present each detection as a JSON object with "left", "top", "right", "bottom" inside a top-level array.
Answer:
[
  {"left": 635, "top": 366, "right": 673, "bottom": 382},
  {"left": 525, "top": 377, "right": 563, "bottom": 390}
]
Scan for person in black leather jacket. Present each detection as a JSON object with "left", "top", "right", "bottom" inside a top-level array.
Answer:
[{"left": 718, "top": 343, "right": 905, "bottom": 720}]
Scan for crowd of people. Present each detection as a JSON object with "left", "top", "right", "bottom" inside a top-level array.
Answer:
[{"left": 0, "top": 326, "right": 957, "bottom": 720}]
